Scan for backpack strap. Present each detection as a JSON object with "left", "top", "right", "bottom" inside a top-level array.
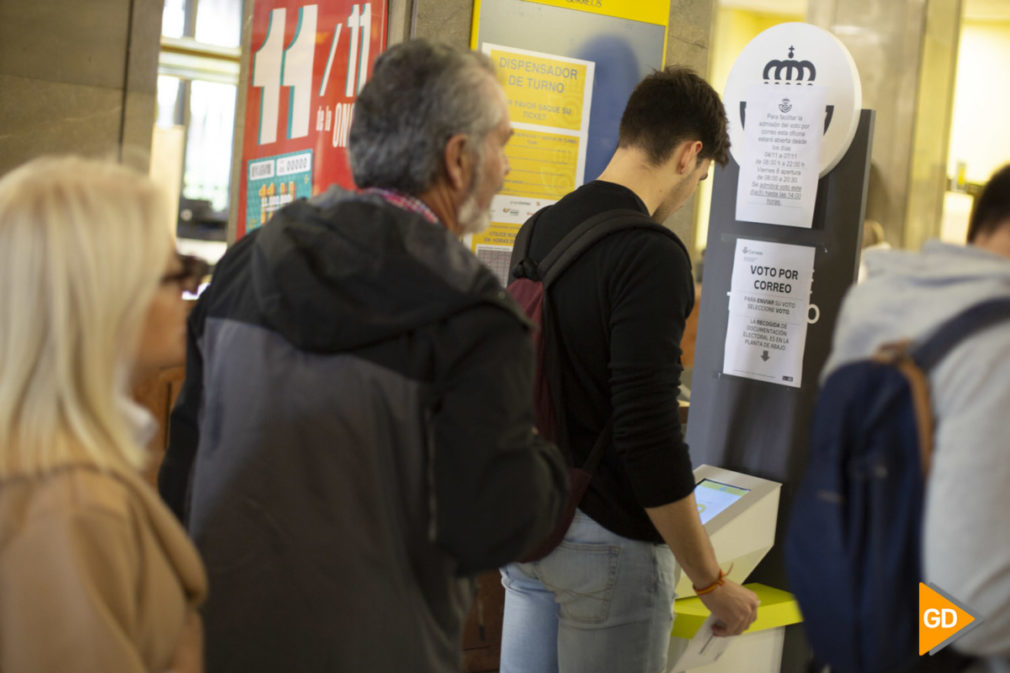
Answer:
[
  {"left": 510, "top": 206, "right": 549, "bottom": 281},
  {"left": 912, "top": 297, "right": 1010, "bottom": 371},
  {"left": 879, "top": 296, "right": 1010, "bottom": 478},
  {"left": 515, "top": 206, "right": 671, "bottom": 474},
  {"left": 538, "top": 209, "right": 668, "bottom": 288},
  {"left": 872, "top": 341, "right": 937, "bottom": 476},
  {"left": 510, "top": 207, "right": 671, "bottom": 284}
]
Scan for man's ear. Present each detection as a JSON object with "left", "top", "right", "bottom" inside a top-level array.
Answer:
[
  {"left": 443, "top": 133, "right": 473, "bottom": 193},
  {"left": 677, "top": 140, "right": 704, "bottom": 174}
]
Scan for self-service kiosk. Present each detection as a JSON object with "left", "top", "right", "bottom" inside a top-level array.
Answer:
[
  {"left": 665, "top": 466, "right": 800, "bottom": 673},
  {"left": 674, "top": 465, "right": 780, "bottom": 599}
]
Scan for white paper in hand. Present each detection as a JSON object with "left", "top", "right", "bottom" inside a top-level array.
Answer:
[{"left": 668, "top": 615, "right": 733, "bottom": 673}]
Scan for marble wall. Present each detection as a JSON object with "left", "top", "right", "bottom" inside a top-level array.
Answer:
[
  {"left": 808, "top": 0, "right": 962, "bottom": 249},
  {"left": 0, "top": 0, "right": 163, "bottom": 176},
  {"left": 665, "top": 0, "right": 719, "bottom": 255}
]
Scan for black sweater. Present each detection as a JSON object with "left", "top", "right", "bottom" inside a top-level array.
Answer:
[{"left": 525, "top": 180, "right": 696, "bottom": 542}]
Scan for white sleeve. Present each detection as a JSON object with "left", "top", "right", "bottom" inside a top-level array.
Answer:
[{"left": 924, "top": 324, "right": 1010, "bottom": 658}]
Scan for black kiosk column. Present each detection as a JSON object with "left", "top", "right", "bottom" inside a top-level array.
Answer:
[{"left": 686, "top": 22, "right": 874, "bottom": 597}]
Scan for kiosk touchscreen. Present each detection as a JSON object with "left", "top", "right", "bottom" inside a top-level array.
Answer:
[
  {"left": 696, "top": 479, "right": 749, "bottom": 525},
  {"left": 674, "top": 465, "right": 781, "bottom": 599}
]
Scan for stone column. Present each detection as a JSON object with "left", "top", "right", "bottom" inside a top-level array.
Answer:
[
  {"left": 663, "top": 0, "right": 719, "bottom": 257},
  {"left": 386, "top": 0, "right": 414, "bottom": 44},
  {"left": 808, "top": 0, "right": 962, "bottom": 249},
  {"left": 409, "top": 0, "right": 474, "bottom": 46},
  {"left": 0, "top": 0, "right": 163, "bottom": 175}
]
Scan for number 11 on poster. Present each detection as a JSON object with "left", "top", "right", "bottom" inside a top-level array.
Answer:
[{"left": 252, "top": 3, "right": 373, "bottom": 145}]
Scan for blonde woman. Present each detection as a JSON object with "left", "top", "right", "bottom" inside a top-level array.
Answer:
[{"left": 0, "top": 156, "right": 207, "bottom": 672}]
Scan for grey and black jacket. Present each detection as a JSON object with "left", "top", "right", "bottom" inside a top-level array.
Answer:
[{"left": 158, "top": 188, "right": 567, "bottom": 673}]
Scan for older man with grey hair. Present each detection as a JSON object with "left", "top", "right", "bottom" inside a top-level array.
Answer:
[{"left": 159, "top": 39, "right": 567, "bottom": 673}]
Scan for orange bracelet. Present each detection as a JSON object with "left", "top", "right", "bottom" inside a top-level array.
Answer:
[{"left": 693, "top": 564, "right": 733, "bottom": 596}]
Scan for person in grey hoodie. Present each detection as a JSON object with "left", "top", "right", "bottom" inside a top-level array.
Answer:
[
  {"left": 157, "top": 40, "right": 567, "bottom": 673},
  {"left": 824, "top": 165, "right": 1010, "bottom": 669}
]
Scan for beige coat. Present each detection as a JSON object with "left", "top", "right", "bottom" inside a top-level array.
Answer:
[{"left": 0, "top": 460, "right": 207, "bottom": 672}]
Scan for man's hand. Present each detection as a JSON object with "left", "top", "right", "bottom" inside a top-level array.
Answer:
[
  {"left": 698, "top": 579, "right": 759, "bottom": 636},
  {"left": 645, "top": 495, "right": 760, "bottom": 636}
]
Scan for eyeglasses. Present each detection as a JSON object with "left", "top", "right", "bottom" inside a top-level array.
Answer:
[{"left": 160, "top": 254, "right": 210, "bottom": 295}]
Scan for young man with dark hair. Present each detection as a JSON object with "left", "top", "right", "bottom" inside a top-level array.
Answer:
[
  {"left": 499, "top": 66, "right": 758, "bottom": 673},
  {"left": 823, "top": 164, "right": 1010, "bottom": 665},
  {"left": 967, "top": 164, "right": 1010, "bottom": 245}
]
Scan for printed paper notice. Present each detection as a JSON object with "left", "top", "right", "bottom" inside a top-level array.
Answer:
[
  {"left": 736, "top": 83, "right": 826, "bottom": 228},
  {"left": 723, "top": 239, "right": 816, "bottom": 388},
  {"left": 245, "top": 150, "right": 313, "bottom": 231},
  {"left": 469, "top": 43, "right": 595, "bottom": 286}
]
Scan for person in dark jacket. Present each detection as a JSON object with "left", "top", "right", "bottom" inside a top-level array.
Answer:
[{"left": 157, "top": 39, "right": 567, "bottom": 673}]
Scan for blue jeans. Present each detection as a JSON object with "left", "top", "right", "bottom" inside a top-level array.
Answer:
[{"left": 500, "top": 509, "right": 679, "bottom": 673}]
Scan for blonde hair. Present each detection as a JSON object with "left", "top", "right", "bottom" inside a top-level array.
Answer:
[{"left": 0, "top": 156, "right": 174, "bottom": 476}]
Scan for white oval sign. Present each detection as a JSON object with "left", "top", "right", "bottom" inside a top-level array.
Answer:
[{"left": 724, "top": 22, "right": 862, "bottom": 177}]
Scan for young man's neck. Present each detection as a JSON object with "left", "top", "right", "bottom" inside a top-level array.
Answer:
[
  {"left": 971, "top": 221, "right": 1010, "bottom": 260},
  {"left": 597, "top": 146, "right": 681, "bottom": 219}
]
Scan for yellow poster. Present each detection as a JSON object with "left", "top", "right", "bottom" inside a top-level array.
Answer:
[
  {"left": 504, "top": 129, "right": 579, "bottom": 200},
  {"left": 489, "top": 47, "right": 588, "bottom": 131},
  {"left": 470, "top": 44, "right": 595, "bottom": 283},
  {"left": 519, "top": 0, "right": 669, "bottom": 26}
]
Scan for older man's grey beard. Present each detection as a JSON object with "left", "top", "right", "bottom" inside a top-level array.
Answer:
[
  {"left": 457, "top": 156, "right": 493, "bottom": 235},
  {"left": 457, "top": 190, "right": 491, "bottom": 235}
]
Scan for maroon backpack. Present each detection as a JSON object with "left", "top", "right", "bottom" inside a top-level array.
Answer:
[{"left": 507, "top": 207, "right": 671, "bottom": 561}]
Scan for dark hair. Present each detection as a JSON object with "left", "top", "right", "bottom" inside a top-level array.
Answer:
[
  {"left": 618, "top": 66, "right": 729, "bottom": 166},
  {"left": 967, "top": 164, "right": 1010, "bottom": 243},
  {"left": 348, "top": 39, "right": 500, "bottom": 195}
]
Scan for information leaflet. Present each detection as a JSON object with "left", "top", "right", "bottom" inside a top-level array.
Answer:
[
  {"left": 469, "top": 44, "right": 594, "bottom": 285},
  {"left": 736, "top": 83, "right": 825, "bottom": 229}
]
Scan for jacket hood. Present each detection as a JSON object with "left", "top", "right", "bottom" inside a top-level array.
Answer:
[
  {"left": 247, "top": 187, "right": 518, "bottom": 352},
  {"left": 858, "top": 240, "right": 1010, "bottom": 317},
  {"left": 824, "top": 240, "right": 1010, "bottom": 376}
]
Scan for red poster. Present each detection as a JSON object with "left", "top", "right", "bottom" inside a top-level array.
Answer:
[{"left": 237, "top": 0, "right": 387, "bottom": 239}]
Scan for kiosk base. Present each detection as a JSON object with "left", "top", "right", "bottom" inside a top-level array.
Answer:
[{"left": 666, "top": 584, "right": 802, "bottom": 673}]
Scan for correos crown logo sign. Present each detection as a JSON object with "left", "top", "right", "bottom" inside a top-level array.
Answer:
[
  {"left": 724, "top": 22, "right": 862, "bottom": 177},
  {"left": 763, "top": 46, "right": 816, "bottom": 83}
]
